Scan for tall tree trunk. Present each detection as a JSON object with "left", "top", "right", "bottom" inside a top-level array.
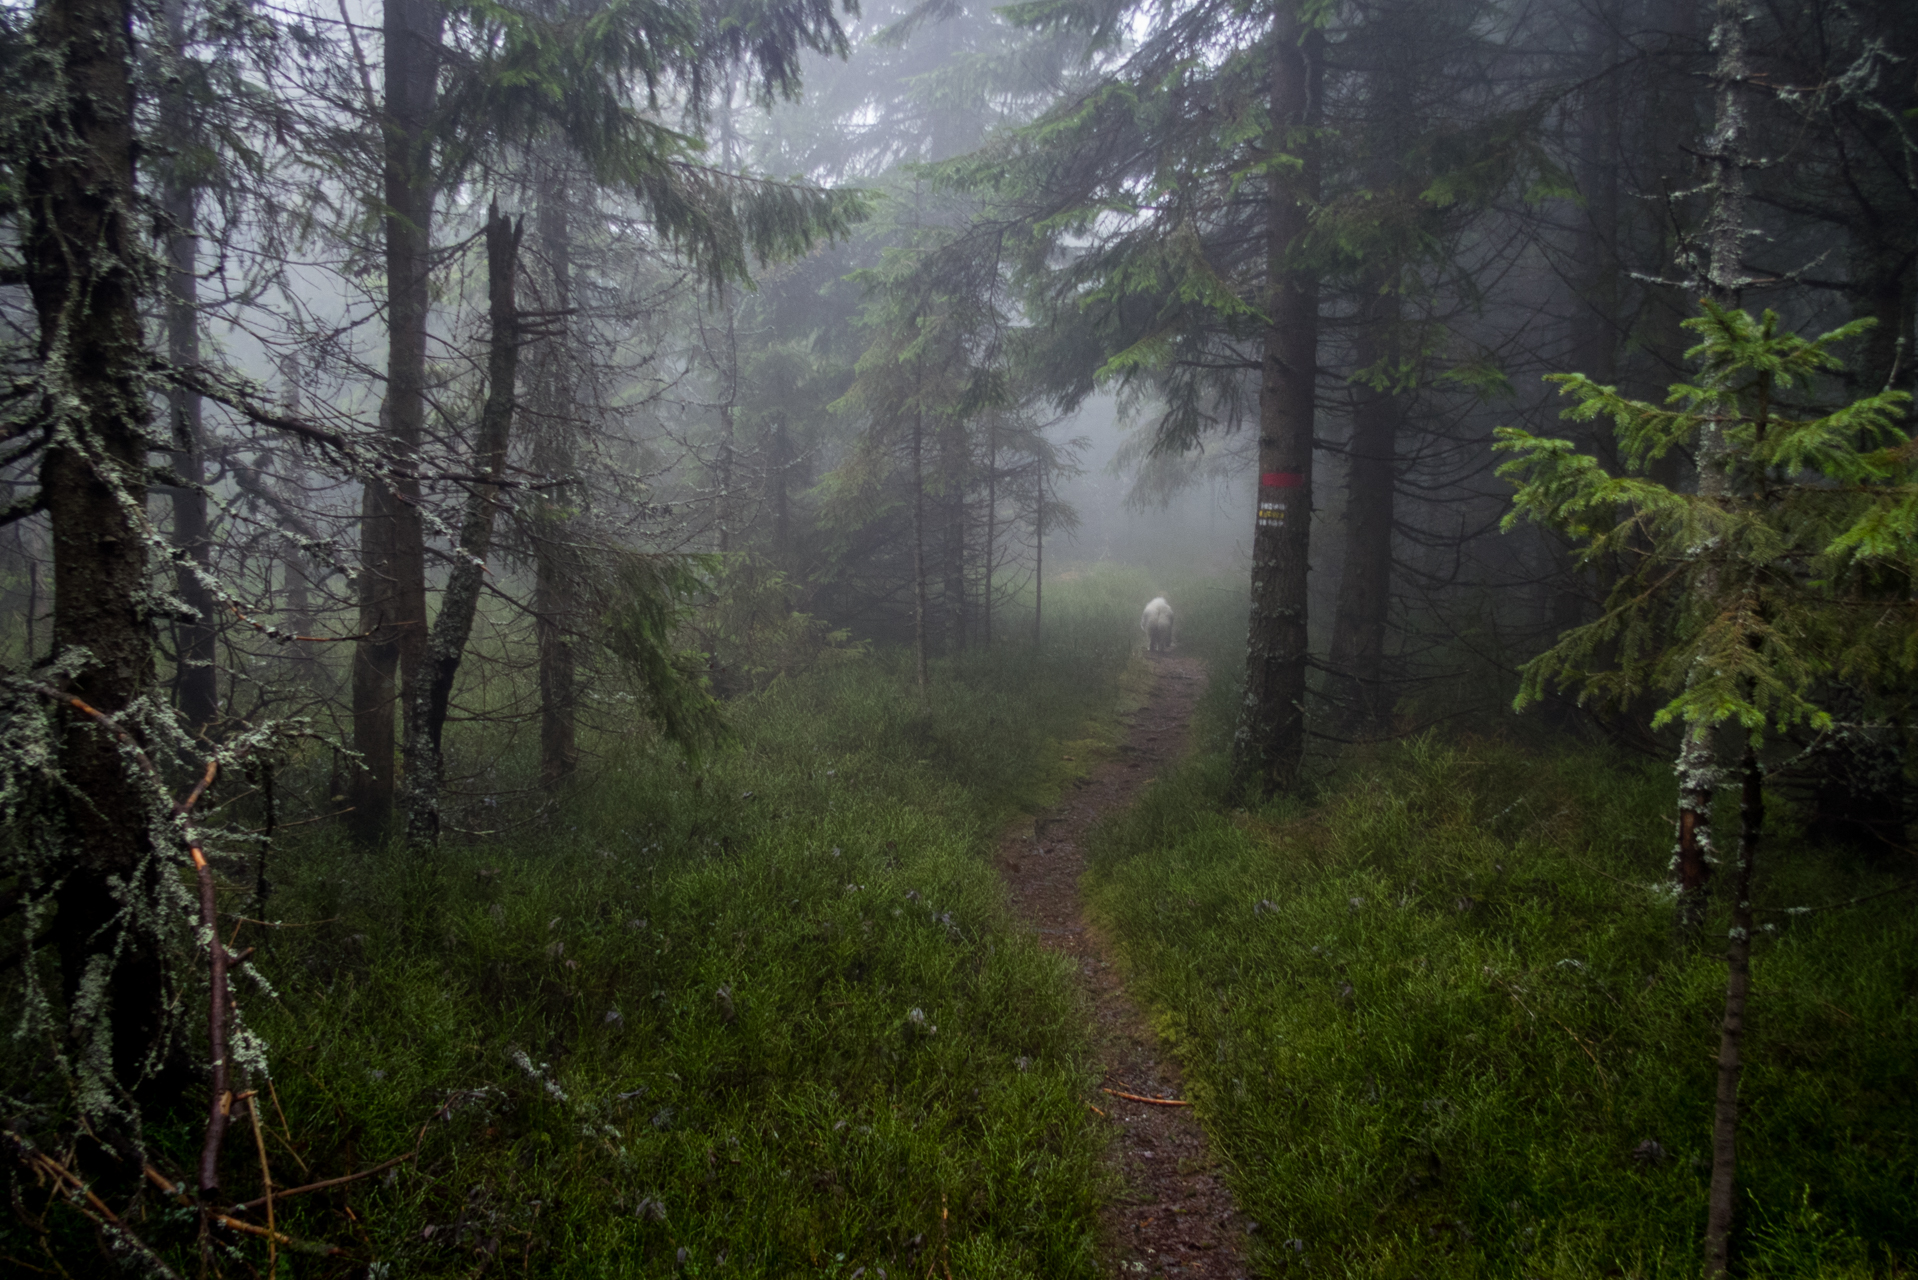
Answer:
[
  {"left": 1031, "top": 458, "right": 1042, "bottom": 650},
  {"left": 277, "top": 357, "right": 319, "bottom": 653},
  {"left": 713, "top": 289, "right": 738, "bottom": 555},
  {"left": 353, "top": 0, "right": 440, "bottom": 842},
  {"left": 1543, "top": 6, "right": 1626, "bottom": 674},
  {"left": 1704, "top": 740, "right": 1761, "bottom": 1280},
  {"left": 406, "top": 207, "right": 522, "bottom": 849},
  {"left": 533, "top": 165, "right": 579, "bottom": 787},
  {"left": 162, "top": 0, "right": 218, "bottom": 738},
  {"left": 27, "top": 0, "right": 172, "bottom": 1093},
  {"left": 1675, "top": 0, "right": 1751, "bottom": 934},
  {"left": 912, "top": 408, "right": 929, "bottom": 699},
  {"left": 1696, "top": 8, "right": 1756, "bottom": 1271},
  {"left": 941, "top": 414, "right": 967, "bottom": 652},
  {"left": 768, "top": 418, "right": 791, "bottom": 563},
  {"left": 1328, "top": 280, "right": 1400, "bottom": 730},
  {"left": 983, "top": 416, "right": 996, "bottom": 647},
  {"left": 1229, "top": 6, "right": 1322, "bottom": 800}
]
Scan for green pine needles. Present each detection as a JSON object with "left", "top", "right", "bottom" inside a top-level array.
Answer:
[{"left": 1496, "top": 302, "right": 1917, "bottom": 739}]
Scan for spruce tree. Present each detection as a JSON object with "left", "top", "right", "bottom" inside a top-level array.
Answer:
[{"left": 1499, "top": 306, "right": 1916, "bottom": 1280}]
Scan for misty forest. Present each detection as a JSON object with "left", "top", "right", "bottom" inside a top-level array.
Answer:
[{"left": 2, "top": 0, "right": 1916, "bottom": 1274}]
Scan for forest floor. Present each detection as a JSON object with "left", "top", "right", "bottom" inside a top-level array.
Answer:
[{"left": 996, "top": 651, "right": 1252, "bottom": 1279}]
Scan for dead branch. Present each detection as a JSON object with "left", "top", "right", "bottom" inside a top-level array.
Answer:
[
  {"left": 229, "top": 1151, "right": 415, "bottom": 1214},
  {"left": 1100, "top": 1088, "right": 1191, "bottom": 1106}
]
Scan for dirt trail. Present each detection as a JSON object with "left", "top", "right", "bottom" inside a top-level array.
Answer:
[{"left": 997, "top": 652, "right": 1252, "bottom": 1279}]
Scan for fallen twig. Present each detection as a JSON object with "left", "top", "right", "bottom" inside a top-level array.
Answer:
[
  {"left": 264, "top": 1079, "right": 309, "bottom": 1176},
  {"left": 6, "top": 1135, "right": 181, "bottom": 1279},
  {"left": 211, "top": 1214, "right": 342, "bottom": 1255},
  {"left": 246, "top": 1097, "right": 277, "bottom": 1279},
  {"left": 1101, "top": 1088, "right": 1191, "bottom": 1106},
  {"left": 230, "top": 1152, "right": 415, "bottom": 1213}
]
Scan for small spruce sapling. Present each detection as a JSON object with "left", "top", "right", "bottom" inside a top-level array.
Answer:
[{"left": 1496, "top": 302, "right": 1916, "bottom": 1276}]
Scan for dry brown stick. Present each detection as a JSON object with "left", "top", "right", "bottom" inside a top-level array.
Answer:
[
  {"left": 265, "top": 1079, "right": 309, "bottom": 1176},
  {"left": 177, "top": 757, "right": 219, "bottom": 816},
  {"left": 230, "top": 1152, "right": 415, "bottom": 1213},
  {"left": 15, "top": 1144, "right": 181, "bottom": 1280},
  {"left": 246, "top": 1097, "right": 277, "bottom": 1279},
  {"left": 25, "top": 1150, "right": 121, "bottom": 1224},
  {"left": 144, "top": 1165, "right": 189, "bottom": 1204},
  {"left": 211, "top": 1213, "right": 341, "bottom": 1254},
  {"left": 1101, "top": 1088, "right": 1191, "bottom": 1107}
]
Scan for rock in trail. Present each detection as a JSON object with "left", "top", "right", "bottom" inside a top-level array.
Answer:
[{"left": 997, "top": 653, "right": 1252, "bottom": 1279}]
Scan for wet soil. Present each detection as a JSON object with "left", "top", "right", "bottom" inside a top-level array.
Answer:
[{"left": 997, "top": 652, "right": 1253, "bottom": 1279}]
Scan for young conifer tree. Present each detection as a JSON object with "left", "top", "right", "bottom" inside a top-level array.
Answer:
[{"left": 1497, "top": 306, "right": 1916, "bottom": 1280}]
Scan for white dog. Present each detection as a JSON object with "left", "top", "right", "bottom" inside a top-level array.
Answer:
[{"left": 1141, "top": 597, "right": 1174, "bottom": 652}]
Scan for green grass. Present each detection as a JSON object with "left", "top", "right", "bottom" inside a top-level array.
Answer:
[
  {"left": 1086, "top": 736, "right": 1918, "bottom": 1279},
  {"left": 4, "top": 590, "right": 1155, "bottom": 1277},
  {"left": 253, "top": 655, "right": 1116, "bottom": 1277}
]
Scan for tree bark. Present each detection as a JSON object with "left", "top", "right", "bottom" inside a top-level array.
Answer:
[
  {"left": 532, "top": 162, "right": 580, "bottom": 788},
  {"left": 1031, "top": 457, "right": 1042, "bottom": 650},
  {"left": 1328, "top": 280, "right": 1399, "bottom": 730},
  {"left": 1704, "top": 740, "right": 1761, "bottom": 1280},
  {"left": 768, "top": 418, "right": 792, "bottom": 563},
  {"left": 162, "top": 0, "right": 219, "bottom": 739},
  {"left": 27, "top": 0, "right": 172, "bottom": 1092},
  {"left": 405, "top": 207, "right": 522, "bottom": 849},
  {"left": 1229, "top": 5, "right": 1322, "bottom": 800},
  {"left": 941, "top": 413, "right": 967, "bottom": 652},
  {"left": 1675, "top": 0, "right": 1751, "bottom": 931},
  {"left": 352, "top": 0, "right": 441, "bottom": 843},
  {"left": 983, "top": 416, "right": 996, "bottom": 647},
  {"left": 912, "top": 408, "right": 929, "bottom": 699}
]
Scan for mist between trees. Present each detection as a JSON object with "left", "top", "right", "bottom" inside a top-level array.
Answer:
[{"left": 0, "top": 0, "right": 1913, "bottom": 1274}]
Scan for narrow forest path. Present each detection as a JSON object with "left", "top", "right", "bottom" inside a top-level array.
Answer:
[{"left": 997, "top": 652, "right": 1252, "bottom": 1279}]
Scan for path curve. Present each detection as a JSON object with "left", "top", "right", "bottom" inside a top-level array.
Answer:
[{"left": 998, "top": 652, "right": 1251, "bottom": 1279}]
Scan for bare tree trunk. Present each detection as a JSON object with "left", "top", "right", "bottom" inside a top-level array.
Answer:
[
  {"left": 712, "top": 287, "right": 738, "bottom": 555},
  {"left": 162, "top": 0, "right": 218, "bottom": 739},
  {"left": 912, "top": 409, "right": 929, "bottom": 699},
  {"left": 27, "top": 0, "right": 172, "bottom": 1093},
  {"left": 941, "top": 414, "right": 967, "bottom": 652},
  {"left": 768, "top": 418, "right": 791, "bottom": 563},
  {"left": 1697, "top": 9, "right": 1757, "bottom": 1270},
  {"left": 983, "top": 416, "right": 996, "bottom": 647},
  {"left": 1229, "top": 6, "right": 1322, "bottom": 800},
  {"left": 406, "top": 207, "right": 522, "bottom": 849},
  {"left": 533, "top": 162, "right": 579, "bottom": 788},
  {"left": 353, "top": 0, "right": 441, "bottom": 843},
  {"left": 1328, "top": 280, "right": 1399, "bottom": 730},
  {"left": 1704, "top": 740, "right": 1761, "bottom": 1280},
  {"left": 1675, "top": 0, "right": 1751, "bottom": 934},
  {"left": 1031, "top": 459, "right": 1043, "bottom": 650}
]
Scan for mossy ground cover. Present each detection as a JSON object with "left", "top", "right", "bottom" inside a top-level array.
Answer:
[
  {"left": 4, "top": 568, "right": 1167, "bottom": 1277},
  {"left": 1086, "top": 732, "right": 1917, "bottom": 1279}
]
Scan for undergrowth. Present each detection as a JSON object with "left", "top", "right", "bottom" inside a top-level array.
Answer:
[
  {"left": 1087, "top": 737, "right": 1917, "bottom": 1279},
  {"left": 4, "top": 572, "right": 1157, "bottom": 1277}
]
